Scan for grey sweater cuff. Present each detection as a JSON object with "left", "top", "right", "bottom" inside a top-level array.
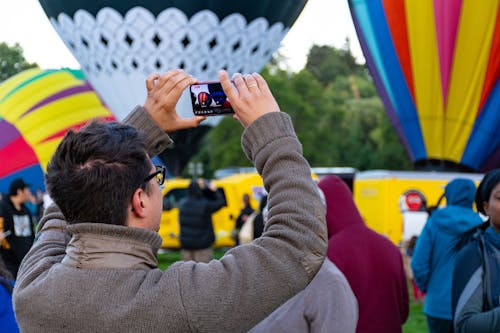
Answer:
[
  {"left": 241, "top": 112, "right": 298, "bottom": 162},
  {"left": 123, "top": 106, "right": 173, "bottom": 156}
]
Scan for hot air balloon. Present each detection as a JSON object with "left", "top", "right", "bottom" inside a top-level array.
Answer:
[
  {"left": 349, "top": 0, "right": 500, "bottom": 172},
  {"left": 37, "top": 0, "right": 308, "bottom": 175},
  {"left": 197, "top": 92, "right": 212, "bottom": 108},
  {"left": 0, "top": 68, "right": 116, "bottom": 193}
]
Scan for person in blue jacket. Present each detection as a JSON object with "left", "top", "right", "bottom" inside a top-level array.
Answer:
[
  {"left": 411, "top": 178, "right": 483, "bottom": 333},
  {"left": 0, "top": 256, "right": 18, "bottom": 332},
  {"left": 452, "top": 169, "right": 500, "bottom": 333}
]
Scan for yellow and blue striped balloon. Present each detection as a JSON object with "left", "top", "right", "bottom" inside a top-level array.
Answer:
[
  {"left": 0, "top": 68, "right": 115, "bottom": 193},
  {"left": 350, "top": 0, "right": 500, "bottom": 171}
]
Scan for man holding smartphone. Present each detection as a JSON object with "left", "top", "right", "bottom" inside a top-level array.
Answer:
[{"left": 13, "top": 69, "right": 327, "bottom": 332}]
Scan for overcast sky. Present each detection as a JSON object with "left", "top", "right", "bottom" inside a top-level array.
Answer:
[{"left": 0, "top": 0, "right": 364, "bottom": 72}]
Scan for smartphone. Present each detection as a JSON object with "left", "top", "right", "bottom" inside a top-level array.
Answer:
[{"left": 190, "top": 81, "right": 234, "bottom": 116}]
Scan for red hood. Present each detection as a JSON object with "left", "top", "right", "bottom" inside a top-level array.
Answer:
[{"left": 318, "top": 175, "right": 364, "bottom": 238}]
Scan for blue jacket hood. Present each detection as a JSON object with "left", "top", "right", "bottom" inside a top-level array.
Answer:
[
  {"left": 430, "top": 178, "right": 482, "bottom": 235},
  {"left": 430, "top": 178, "right": 482, "bottom": 234},
  {"left": 431, "top": 207, "right": 483, "bottom": 234},
  {"left": 445, "top": 178, "right": 476, "bottom": 207}
]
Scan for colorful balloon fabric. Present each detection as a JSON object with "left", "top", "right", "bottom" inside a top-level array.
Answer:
[
  {"left": 38, "top": 0, "right": 308, "bottom": 124},
  {"left": 0, "top": 68, "right": 115, "bottom": 193},
  {"left": 349, "top": 0, "right": 500, "bottom": 171}
]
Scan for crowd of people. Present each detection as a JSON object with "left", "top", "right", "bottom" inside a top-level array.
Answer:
[{"left": 0, "top": 68, "right": 499, "bottom": 332}]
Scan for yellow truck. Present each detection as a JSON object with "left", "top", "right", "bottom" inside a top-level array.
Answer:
[
  {"left": 158, "top": 172, "right": 265, "bottom": 249},
  {"left": 353, "top": 170, "right": 484, "bottom": 246}
]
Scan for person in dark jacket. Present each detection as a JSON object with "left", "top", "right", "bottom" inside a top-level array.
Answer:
[
  {"left": 179, "top": 178, "right": 225, "bottom": 262},
  {"left": 452, "top": 169, "right": 500, "bottom": 333},
  {"left": 252, "top": 194, "right": 267, "bottom": 240},
  {"left": 233, "top": 193, "right": 254, "bottom": 245},
  {"left": 319, "top": 175, "right": 409, "bottom": 333},
  {"left": 0, "top": 178, "right": 36, "bottom": 279},
  {"left": 412, "top": 178, "right": 482, "bottom": 333}
]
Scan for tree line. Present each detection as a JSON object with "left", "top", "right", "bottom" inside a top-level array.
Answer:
[{"left": 0, "top": 41, "right": 413, "bottom": 179}]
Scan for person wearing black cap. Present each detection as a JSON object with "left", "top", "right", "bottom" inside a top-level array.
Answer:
[
  {"left": 452, "top": 169, "right": 500, "bottom": 333},
  {"left": 0, "top": 178, "right": 35, "bottom": 278}
]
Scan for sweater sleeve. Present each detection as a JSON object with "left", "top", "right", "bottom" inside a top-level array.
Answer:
[
  {"left": 122, "top": 106, "right": 173, "bottom": 156},
  {"left": 174, "top": 112, "right": 327, "bottom": 332}
]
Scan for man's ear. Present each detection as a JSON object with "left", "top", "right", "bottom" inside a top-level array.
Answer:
[{"left": 131, "top": 188, "right": 147, "bottom": 218}]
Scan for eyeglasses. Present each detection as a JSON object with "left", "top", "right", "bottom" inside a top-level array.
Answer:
[{"left": 144, "top": 165, "right": 166, "bottom": 186}]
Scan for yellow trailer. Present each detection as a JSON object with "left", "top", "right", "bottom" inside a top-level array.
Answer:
[
  {"left": 158, "top": 173, "right": 265, "bottom": 249},
  {"left": 353, "top": 170, "right": 483, "bottom": 246}
]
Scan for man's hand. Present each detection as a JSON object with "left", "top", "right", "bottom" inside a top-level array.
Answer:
[
  {"left": 143, "top": 69, "right": 206, "bottom": 133},
  {"left": 207, "top": 180, "right": 217, "bottom": 192},
  {"left": 219, "top": 70, "right": 280, "bottom": 127}
]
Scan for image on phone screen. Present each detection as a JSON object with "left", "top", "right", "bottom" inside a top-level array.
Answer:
[{"left": 190, "top": 82, "right": 234, "bottom": 116}]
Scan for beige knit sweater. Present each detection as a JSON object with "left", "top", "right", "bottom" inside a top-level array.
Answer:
[{"left": 13, "top": 107, "right": 327, "bottom": 332}]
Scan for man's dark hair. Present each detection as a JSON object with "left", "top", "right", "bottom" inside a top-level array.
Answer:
[
  {"left": 8, "top": 178, "right": 28, "bottom": 196},
  {"left": 45, "top": 121, "right": 152, "bottom": 226}
]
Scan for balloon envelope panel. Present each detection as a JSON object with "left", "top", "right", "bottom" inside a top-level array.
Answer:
[
  {"left": 349, "top": 0, "right": 500, "bottom": 171},
  {"left": 0, "top": 68, "right": 115, "bottom": 193},
  {"left": 38, "top": 0, "right": 308, "bottom": 122}
]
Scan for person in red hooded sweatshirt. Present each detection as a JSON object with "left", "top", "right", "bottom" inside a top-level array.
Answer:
[{"left": 318, "top": 175, "right": 409, "bottom": 333}]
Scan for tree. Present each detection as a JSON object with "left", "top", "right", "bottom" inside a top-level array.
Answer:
[
  {"left": 305, "top": 42, "right": 365, "bottom": 86},
  {"left": 0, "top": 42, "right": 38, "bottom": 82},
  {"left": 337, "top": 97, "right": 412, "bottom": 170}
]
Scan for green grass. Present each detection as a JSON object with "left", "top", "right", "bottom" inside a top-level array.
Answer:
[
  {"left": 158, "top": 250, "right": 428, "bottom": 332},
  {"left": 403, "top": 301, "right": 426, "bottom": 333},
  {"left": 403, "top": 279, "right": 427, "bottom": 333}
]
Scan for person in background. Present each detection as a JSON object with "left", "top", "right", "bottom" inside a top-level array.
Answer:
[
  {"left": 233, "top": 193, "right": 254, "bottom": 245},
  {"left": 0, "top": 178, "right": 36, "bottom": 278},
  {"left": 452, "top": 169, "right": 500, "bottom": 333},
  {"left": 252, "top": 194, "right": 267, "bottom": 241},
  {"left": 250, "top": 187, "right": 358, "bottom": 333},
  {"left": 24, "top": 189, "right": 44, "bottom": 223},
  {"left": 0, "top": 255, "right": 18, "bottom": 332},
  {"left": 12, "top": 69, "right": 327, "bottom": 332},
  {"left": 238, "top": 194, "right": 267, "bottom": 245},
  {"left": 405, "top": 236, "right": 425, "bottom": 303},
  {"left": 178, "top": 178, "right": 225, "bottom": 262},
  {"left": 411, "top": 178, "right": 482, "bottom": 333},
  {"left": 319, "top": 175, "right": 409, "bottom": 333}
]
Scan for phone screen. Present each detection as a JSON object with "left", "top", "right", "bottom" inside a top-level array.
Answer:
[{"left": 190, "top": 82, "right": 234, "bottom": 116}]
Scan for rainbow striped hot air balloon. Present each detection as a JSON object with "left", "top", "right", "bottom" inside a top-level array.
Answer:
[
  {"left": 349, "top": 0, "right": 500, "bottom": 172},
  {"left": 0, "top": 68, "right": 115, "bottom": 193}
]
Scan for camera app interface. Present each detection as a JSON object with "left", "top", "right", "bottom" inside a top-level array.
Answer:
[{"left": 190, "top": 82, "right": 233, "bottom": 116}]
